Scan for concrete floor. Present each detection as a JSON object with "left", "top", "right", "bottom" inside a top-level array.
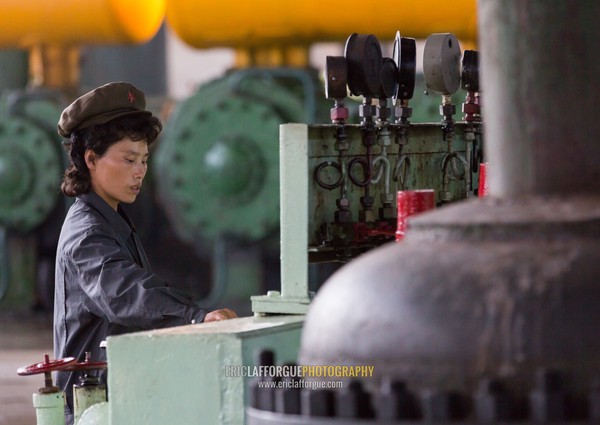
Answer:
[{"left": 0, "top": 310, "right": 54, "bottom": 425}]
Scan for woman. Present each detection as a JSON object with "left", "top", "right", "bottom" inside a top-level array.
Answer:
[{"left": 54, "top": 82, "right": 236, "bottom": 423}]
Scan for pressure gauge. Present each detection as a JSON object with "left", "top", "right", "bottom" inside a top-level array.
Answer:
[
  {"left": 325, "top": 56, "right": 348, "bottom": 99},
  {"left": 423, "top": 33, "right": 462, "bottom": 95},
  {"left": 378, "top": 57, "right": 398, "bottom": 99},
  {"left": 392, "top": 32, "right": 416, "bottom": 102},
  {"left": 461, "top": 50, "right": 479, "bottom": 92},
  {"left": 344, "top": 33, "right": 383, "bottom": 97}
]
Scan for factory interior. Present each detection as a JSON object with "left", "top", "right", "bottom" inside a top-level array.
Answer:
[{"left": 2, "top": 0, "right": 600, "bottom": 424}]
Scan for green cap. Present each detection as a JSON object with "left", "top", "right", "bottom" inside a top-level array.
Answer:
[{"left": 57, "top": 81, "right": 152, "bottom": 138}]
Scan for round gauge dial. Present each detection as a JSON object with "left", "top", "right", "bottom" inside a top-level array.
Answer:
[
  {"left": 393, "top": 32, "right": 416, "bottom": 102},
  {"left": 423, "top": 33, "right": 462, "bottom": 95},
  {"left": 461, "top": 50, "right": 479, "bottom": 92},
  {"left": 379, "top": 57, "right": 398, "bottom": 99},
  {"left": 325, "top": 56, "right": 348, "bottom": 99},
  {"left": 344, "top": 33, "right": 383, "bottom": 97}
]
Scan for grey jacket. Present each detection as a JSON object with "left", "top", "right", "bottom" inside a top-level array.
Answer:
[{"left": 54, "top": 192, "right": 206, "bottom": 419}]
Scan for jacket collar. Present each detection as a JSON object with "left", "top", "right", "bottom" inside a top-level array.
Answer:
[{"left": 78, "top": 191, "right": 134, "bottom": 239}]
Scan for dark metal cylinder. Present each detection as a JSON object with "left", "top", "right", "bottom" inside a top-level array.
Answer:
[{"left": 480, "top": 0, "right": 600, "bottom": 197}]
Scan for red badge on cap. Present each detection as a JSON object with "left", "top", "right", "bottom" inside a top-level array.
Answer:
[{"left": 128, "top": 91, "right": 136, "bottom": 103}]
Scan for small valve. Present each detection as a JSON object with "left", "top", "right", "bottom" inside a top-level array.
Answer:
[{"left": 63, "top": 352, "right": 108, "bottom": 424}]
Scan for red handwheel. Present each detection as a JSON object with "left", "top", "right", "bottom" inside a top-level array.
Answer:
[
  {"left": 61, "top": 352, "right": 107, "bottom": 371},
  {"left": 17, "top": 354, "right": 76, "bottom": 376},
  {"left": 17, "top": 354, "right": 77, "bottom": 393}
]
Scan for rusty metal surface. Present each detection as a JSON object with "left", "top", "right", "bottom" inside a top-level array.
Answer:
[{"left": 307, "top": 123, "right": 477, "bottom": 258}]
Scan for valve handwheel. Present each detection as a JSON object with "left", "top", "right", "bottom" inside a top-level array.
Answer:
[
  {"left": 61, "top": 352, "right": 107, "bottom": 371},
  {"left": 17, "top": 354, "right": 76, "bottom": 394},
  {"left": 17, "top": 354, "right": 76, "bottom": 376}
]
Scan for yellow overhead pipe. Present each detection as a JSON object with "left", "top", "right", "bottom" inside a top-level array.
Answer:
[
  {"left": 0, "top": 0, "right": 165, "bottom": 93},
  {"left": 167, "top": 0, "right": 477, "bottom": 48},
  {"left": 0, "top": 0, "right": 165, "bottom": 47}
]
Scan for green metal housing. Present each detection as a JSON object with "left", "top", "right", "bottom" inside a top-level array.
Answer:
[
  {"left": 0, "top": 93, "right": 64, "bottom": 231},
  {"left": 154, "top": 68, "right": 329, "bottom": 244}
]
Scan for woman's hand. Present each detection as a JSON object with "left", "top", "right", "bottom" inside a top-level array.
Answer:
[{"left": 204, "top": 308, "right": 238, "bottom": 322}]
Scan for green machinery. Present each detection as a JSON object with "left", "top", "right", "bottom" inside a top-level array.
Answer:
[
  {"left": 66, "top": 32, "right": 483, "bottom": 425},
  {"left": 0, "top": 91, "right": 66, "bottom": 306},
  {"left": 152, "top": 68, "right": 334, "bottom": 308},
  {"left": 0, "top": 42, "right": 469, "bottom": 312},
  {"left": 155, "top": 69, "right": 329, "bottom": 244},
  {"left": 153, "top": 68, "right": 468, "bottom": 247}
]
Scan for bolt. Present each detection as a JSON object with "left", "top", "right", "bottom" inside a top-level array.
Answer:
[
  {"left": 536, "top": 369, "right": 562, "bottom": 392},
  {"left": 335, "top": 380, "right": 374, "bottom": 418},
  {"left": 380, "top": 193, "right": 395, "bottom": 204},
  {"left": 394, "top": 106, "right": 412, "bottom": 119},
  {"left": 336, "top": 198, "right": 350, "bottom": 209},
  {"left": 248, "top": 377, "right": 276, "bottom": 412},
  {"left": 302, "top": 388, "right": 335, "bottom": 417},
  {"left": 421, "top": 390, "right": 465, "bottom": 422},
  {"left": 376, "top": 378, "right": 419, "bottom": 420},
  {"left": 529, "top": 369, "right": 566, "bottom": 422},
  {"left": 441, "top": 191, "right": 454, "bottom": 202},
  {"left": 379, "top": 206, "right": 396, "bottom": 220},
  {"left": 330, "top": 107, "right": 349, "bottom": 122},
  {"left": 376, "top": 106, "right": 391, "bottom": 121},
  {"left": 360, "top": 196, "right": 374, "bottom": 209},
  {"left": 359, "top": 103, "right": 376, "bottom": 118},
  {"left": 249, "top": 349, "right": 278, "bottom": 412},
  {"left": 335, "top": 141, "right": 349, "bottom": 151},
  {"left": 440, "top": 103, "right": 456, "bottom": 117},
  {"left": 335, "top": 209, "right": 352, "bottom": 223},
  {"left": 359, "top": 209, "right": 376, "bottom": 223},
  {"left": 475, "top": 379, "right": 513, "bottom": 422},
  {"left": 275, "top": 376, "right": 301, "bottom": 414}
]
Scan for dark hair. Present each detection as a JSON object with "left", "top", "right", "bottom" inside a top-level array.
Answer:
[{"left": 61, "top": 114, "right": 162, "bottom": 197}]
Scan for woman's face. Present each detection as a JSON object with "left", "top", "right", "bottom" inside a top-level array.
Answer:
[{"left": 85, "top": 136, "right": 148, "bottom": 210}]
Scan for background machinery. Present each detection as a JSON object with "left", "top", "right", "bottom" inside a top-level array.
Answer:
[{"left": 0, "top": 0, "right": 478, "bottom": 315}]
